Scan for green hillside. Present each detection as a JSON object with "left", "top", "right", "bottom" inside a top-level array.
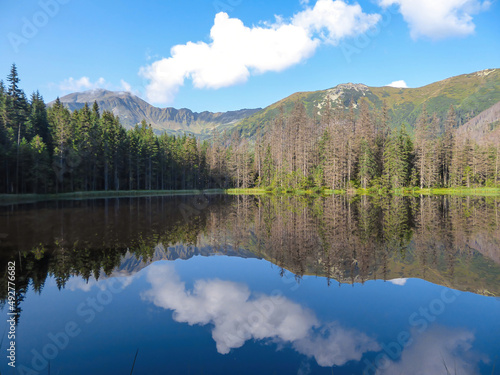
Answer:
[{"left": 235, "top": 68, "right": 500, "bottom": 137}]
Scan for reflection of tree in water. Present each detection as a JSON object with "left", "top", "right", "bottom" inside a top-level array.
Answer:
[
  {"left": 1, "top": 195, "right": 499, "bottom": 323},
  {"left": 206, "top": 195, "right": 500, "bottom": 293}
]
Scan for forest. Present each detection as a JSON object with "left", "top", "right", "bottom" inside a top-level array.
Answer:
[{"left": 1, "top": 64, "right": 499, "bottom": 195}]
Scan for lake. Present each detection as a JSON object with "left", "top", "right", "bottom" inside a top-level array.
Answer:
[{"left": 1, "top": 194, "right": 499, "bottom": 374}]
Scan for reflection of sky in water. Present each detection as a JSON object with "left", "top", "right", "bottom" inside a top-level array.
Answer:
[
  {"left": 376, "top": 326, "right": 488, "bottom": 375},
  {"left": 142, "top": 263, "right": 380, "bottom": 365},
  {"left": 3, "top": 256, "right": 499, "bottom": 374}
]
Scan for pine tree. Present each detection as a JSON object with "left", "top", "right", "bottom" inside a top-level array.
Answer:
[
  {"left": 5, "top": 64, "right": 29, "bottom": 192},
  {"left": 383, "top": 125, "right": 413, "bottom": 189},
  {"left": 27, "top": 91, "right": 50, "bottom": 145},
  {"left": 48, "top": 98, "right": 71, "bottom": 192},
  {"left": 27, "top": 135, "right": 51, "bottom": 193}
]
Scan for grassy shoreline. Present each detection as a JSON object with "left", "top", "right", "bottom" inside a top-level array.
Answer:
[
  {"left": 227, "top": 187, "right": 500, "bottom": 196},
  {"left": 1, "top": 187, "right": 499, "bottom": 204}
]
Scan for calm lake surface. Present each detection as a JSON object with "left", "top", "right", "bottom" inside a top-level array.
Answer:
[{"left": 1, "top": 195, "right": 499, "bottom": 374}]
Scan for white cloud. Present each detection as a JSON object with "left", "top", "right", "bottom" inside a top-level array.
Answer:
[
  {"left": 120, "top": 79, "right": 132, "bottom": 93},
  {"left": 140, "top": 0, "right": 381, "bottom": 104},
  {"left": 378, "top": 0, "right": 491, "bottom": 40},
  {"left": 58, "top": 76, "right": 108, "bottom": 92},
  {"left": 293, "top": 0, "right": 381, "bottom": 44},
  {"left": 376, "top": 326, "right": 488, "bottom": 374},
  {"left": 388, "top": 277, "right": 408, "bottom": 285},
  {"left": 55, "top": 77, "right": 141, "bottom": 95},
  {"left": 142, "top": 263, "right": 379, "bottom": 365},
  {"left": 385, "top": 80, "right": 408, "bottom": 88}
]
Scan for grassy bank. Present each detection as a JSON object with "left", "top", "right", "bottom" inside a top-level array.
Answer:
[
  {"left": 226, "top": 187, "right": 500, "bottom": 197},
  {"left": 227, "top": 188, "right": 345, "bottom": 196},
  {"left": 2, "top": 187, "right": 499, "bottom": 204},
  {"left": 405, "top": 187, "right": 500, "bottom": 196}
]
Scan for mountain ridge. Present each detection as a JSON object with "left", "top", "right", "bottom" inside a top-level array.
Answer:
[
  {"left": 52, "top": 68, "right": 500, "bottom": 138},
  {"left": 51, "top": 89, "right": 261, "bottom": 136},
  {"left": 235, "top": 68, "right": 500, "bottom": 136}
]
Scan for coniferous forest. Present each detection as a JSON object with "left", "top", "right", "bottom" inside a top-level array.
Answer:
[{"left": 1, "top": 64, "right": 499, "bottom": 195}]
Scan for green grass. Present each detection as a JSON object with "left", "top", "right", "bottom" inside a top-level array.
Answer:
[
  {"left": 226, "top": 188, "right": 345, "bottom": 196},
  {"left": 225, "top": 188, "right": 268, "bottom": 195},
  {"left": 227, "top": 187, "right": 500, "bottom": 197},
  {"left": 409, "top": 187, "right": 500, "bottom": 196}
]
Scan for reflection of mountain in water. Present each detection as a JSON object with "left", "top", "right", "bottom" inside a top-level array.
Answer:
[{"left": 114, "top": 242, "right": 260, "bottom": 277}]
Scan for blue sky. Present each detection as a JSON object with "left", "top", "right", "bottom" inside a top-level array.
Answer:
[{"left": 0, "top": 0, "right": 499, "bottom": 112}]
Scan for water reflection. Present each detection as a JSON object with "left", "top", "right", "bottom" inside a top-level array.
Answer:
[
  {"left": 375, "top": 326, "right": 487, "bottom": 375},
  {"left": 143, "top": 263, "right": 380, "bottom": 366},
  {"left": 1, "top": 194, "right": 499, "bottom": 324},
  {"left": 140, "top": 263, "right": 490, "bottom": 373}
]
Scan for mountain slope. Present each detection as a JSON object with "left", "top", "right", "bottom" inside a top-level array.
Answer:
[
  {"left": 51, "top": 89, "right": 261, "bottom": 136},
  {"left": 455, "top": 100, "right": 500, "bottom": 144},
  {"left": 235, "top": 68, "right": 500, "bottom": 137}
]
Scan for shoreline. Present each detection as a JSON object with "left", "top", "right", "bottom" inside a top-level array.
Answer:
[
  {"left": 1, "top": 187, "right": 500, "bottom": 205},
  {"left": 226, "top": 187, "right": 500, "bottom": 196}
]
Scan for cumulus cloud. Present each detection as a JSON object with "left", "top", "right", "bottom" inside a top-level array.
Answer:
[
  {"left": 55, "top": 77, "right": 141, "bottom": 95},
  {"left": 376, "top": 326, "right": 488, "bottom": 374},
  {"left": 378, "top": 0, "right": 491, "bottom": 40},
  {"left": 140, "top": 0, "right": 381, "bottom": 104},
  {"left": 58, "top": 76, "right": 108, "bottom": 92},
  {"left": 142, "top": 263, "right": 379, "bottom": 365},
  {"left": 385, "top": 80, "right": 408, "bottom": 88},
  {"left": 120, "top": 79, "right": 132, "bottom": 93},
  {"left": 293, "top": 0, "right": 380, "bottom": 44}
]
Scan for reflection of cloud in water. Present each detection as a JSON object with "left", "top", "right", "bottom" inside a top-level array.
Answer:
[
  {"left": 66, "top": 271, "right": 137, "bottom": 292},
  {"left": 66, "top": 277, "right": 99, "bottom": 292},
  {"left": 142, "top": 263, "right": 380, "bottom": 366},
  {"left": 388, "top": 278, "right": 408, "bottom": 286},
  {"left": 377, "top": 326, "right": 488, "bottom": 375}
]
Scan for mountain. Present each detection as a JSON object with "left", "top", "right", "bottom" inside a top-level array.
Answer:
[
  {"left": 51, "top": 89, "right": 261, "bottom": 136},
  {"left": 51, "top": 69, "right": 500, "bottom": 139},
  {"left": 455, "top": 100, "right": 500, "bottom": 144},
  {"left": 235, "top": 68, "right": 500, "bottom": 137}
]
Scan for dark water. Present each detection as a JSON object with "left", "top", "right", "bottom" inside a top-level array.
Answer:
[{"left": 1, "top": 195, "right": 499, "bottom": 374}]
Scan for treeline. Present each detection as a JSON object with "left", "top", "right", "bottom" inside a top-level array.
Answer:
[
  {"left": 255, "top": 99, "right": 500, "bottom": 191},
  {"left": 1, "top": 64, "right": 499, "bottom": 194},
  {"left": 0, "top": 65, "right": 230, "bottom": 194}
]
